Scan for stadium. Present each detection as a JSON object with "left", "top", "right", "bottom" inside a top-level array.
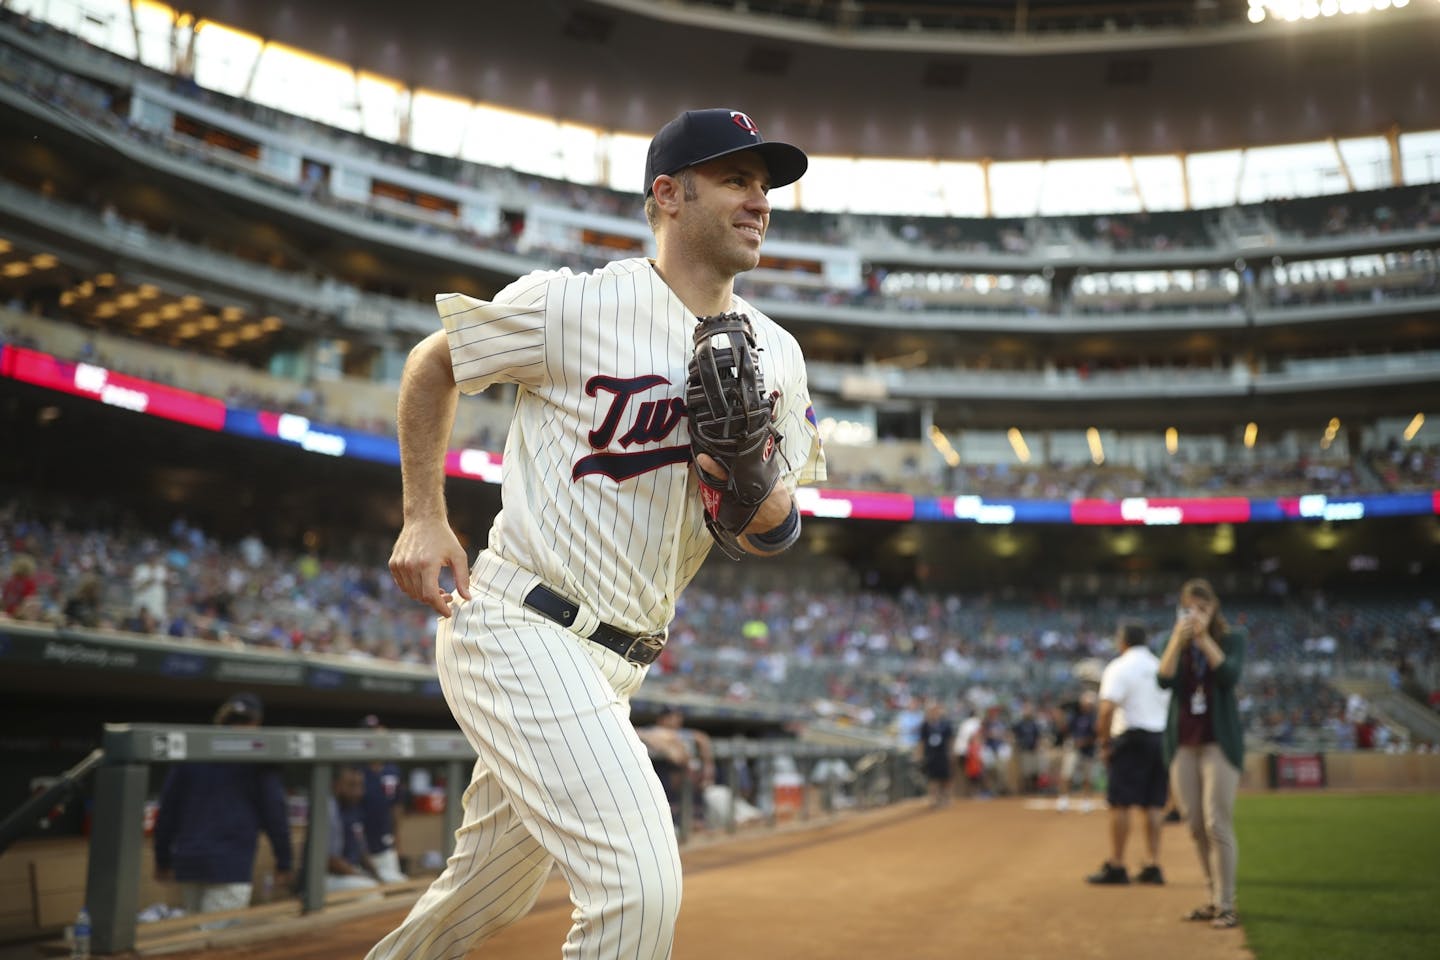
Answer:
[{"left": 0, "top": 0, "right": 1437, "bottom": 957}]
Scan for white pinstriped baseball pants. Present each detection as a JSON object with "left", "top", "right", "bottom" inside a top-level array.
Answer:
[{"left": 366, "top": 583, "right": 681, "bottom": 960}]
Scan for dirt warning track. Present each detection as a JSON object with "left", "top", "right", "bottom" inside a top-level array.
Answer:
[{"left": 161, "top": 798, "right": 1252, "bottom": 960}]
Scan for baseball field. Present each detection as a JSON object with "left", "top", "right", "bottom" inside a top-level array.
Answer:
[
  {"left": 1235, "top": 792, "right": 1440, "bottom": 960},
  {"left": 145, "top": 790, "right": 1438, "bottom": 960}
]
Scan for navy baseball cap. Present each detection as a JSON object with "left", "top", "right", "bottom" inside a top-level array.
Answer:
[
  {"left": 217, "top": 692, "right": 263, "bottom": 723},
  {"left": 644, "top": 108, "right": 808, "bottom": 198}
]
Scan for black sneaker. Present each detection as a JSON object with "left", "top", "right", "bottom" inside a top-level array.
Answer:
[
  {"left": 1135, "top": 865, "right": 1165, "bottom": 885},
  {"left": 1086, "top": 862, "right": 1130, "bottom": 885}
]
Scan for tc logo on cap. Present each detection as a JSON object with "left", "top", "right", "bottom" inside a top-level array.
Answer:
[{"left": 730, "top": 111, "right": 760, "bottom": 136}]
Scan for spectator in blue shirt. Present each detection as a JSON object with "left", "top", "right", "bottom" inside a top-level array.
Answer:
[
  {"left": 1012, "top": 702, "right": 1043, "bottom": 795},
  {"left": 153, "top": 693, "right": 293, "bottom": 916},
  {"left": 915, "top": 702, "right": 956, "bottom": 808}
]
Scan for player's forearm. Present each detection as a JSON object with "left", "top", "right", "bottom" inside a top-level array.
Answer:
[
  {"left": 398, "top": 331, "right": 460, "bottom": 521},
  {"left": 738, "top": 492, "right": 800, "bottom": 556}
]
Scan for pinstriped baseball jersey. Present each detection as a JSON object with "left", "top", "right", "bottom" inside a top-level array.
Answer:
[{"left": 438, "top": 256, "right": 825, "bottom": 635}]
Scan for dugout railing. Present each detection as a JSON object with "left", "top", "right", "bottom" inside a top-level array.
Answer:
[{"left": 82, "top": 723, "right": 911, "bottom": 954}]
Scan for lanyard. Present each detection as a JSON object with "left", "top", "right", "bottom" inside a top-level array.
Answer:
[{"left": 1189, "top": 643, "right": 1208, "bottom": 681}]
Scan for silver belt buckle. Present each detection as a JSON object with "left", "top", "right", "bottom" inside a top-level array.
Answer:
[{"left": 627, "top": 633, "right": 665, "bottom": 662}]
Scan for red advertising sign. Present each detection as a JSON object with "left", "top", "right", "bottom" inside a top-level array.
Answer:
[
  {"left": 794, "top": 487, "right": 915, "bottom": 522},
  {"left": 1, "top": 346, "right": 226, "bottom": 431},
  {"left": 1270, "top": 752, "right": 1326, "bottom": 789},
  {"left": 1071, "top": 496, "right": 1251, "bottom": 525}
]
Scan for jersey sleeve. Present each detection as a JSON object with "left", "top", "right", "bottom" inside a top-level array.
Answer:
[
  {"left": 767, "top": 332, "right": 827, "bottom": 489},
  {"left": 436, "top": 271, "right": 553, "bottom": 395}
]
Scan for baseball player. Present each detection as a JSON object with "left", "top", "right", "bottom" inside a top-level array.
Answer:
[{"left": 373, "top": 108, "right": 825, "bottom": 960}]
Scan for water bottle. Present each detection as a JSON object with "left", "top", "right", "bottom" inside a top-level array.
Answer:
[{"left": 71, "top": 906, "right": 91, "bottom": 960}]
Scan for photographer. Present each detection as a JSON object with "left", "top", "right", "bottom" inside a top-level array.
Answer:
[{"left": 1158, "top": 579, "right": 1246, "bottom": 930}]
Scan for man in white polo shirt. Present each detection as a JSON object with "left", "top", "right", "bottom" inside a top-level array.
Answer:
[{"left": 1087, "top": 621, "right": 1172, "bottom": 885}]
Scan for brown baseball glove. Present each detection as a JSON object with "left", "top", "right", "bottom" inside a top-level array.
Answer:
[{"left": 685, "top": 312, "right": 785, "bottom": 559}]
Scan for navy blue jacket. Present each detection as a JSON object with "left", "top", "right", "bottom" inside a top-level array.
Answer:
[{"left": 153, "top": 763, "right": 293, "bottom": 884}]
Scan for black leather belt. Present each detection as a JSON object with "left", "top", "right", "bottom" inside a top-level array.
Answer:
[{"left": 523, "top": 585, "right": 664, "bottom": 666}]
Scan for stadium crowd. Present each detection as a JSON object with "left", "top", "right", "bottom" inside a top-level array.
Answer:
[
  {"left": 3, "top": 494, "right": 1435, "bottom": 758},
  {"left": 813, "top": 443, "right": 1436, "bottom": 500}
]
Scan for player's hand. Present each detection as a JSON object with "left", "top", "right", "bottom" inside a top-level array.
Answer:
[
  {"left": 694, "top": 452, "right": 727, "bottom": 486},
  {"left": 694, "top": 454, "right": 792, "bottom": 534},
  {"left": 389, "top": 516, "right": 473, "bottom": 618}
]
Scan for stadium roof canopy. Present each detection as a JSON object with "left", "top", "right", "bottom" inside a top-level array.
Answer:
[{"left": 175, "top": 0, "right": 1440, "bottom": 160}]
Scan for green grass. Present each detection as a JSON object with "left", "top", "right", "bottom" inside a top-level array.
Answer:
[{"left": 1235, "top": 792, "right": 1440, "bottom": 960}]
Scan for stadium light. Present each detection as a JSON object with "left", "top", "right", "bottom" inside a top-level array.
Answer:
[
  {"left": 1165, "top": 427, "right": 1179, "bottom": 455},
  {"left": 1086, "top": 427, "right": 1105, "bottom": 466},
  {"left": 1321, "top": 417, "right": 1341, "bottom": 450},
  {"left": 928, "top": 424, "right": 961, "bottom": 468},
  {"left": 1244, "top": 422, "right": 1259, "bottom": 449},
  {"left": 1404, "top": 413, "right": 1425, "bottom": 441},
  {"left": 1007, "top": 428, "right": 1031, "bottom": 464},
  {"left": 1248, "top": 0, "right": 1414, "bottom": 22}
]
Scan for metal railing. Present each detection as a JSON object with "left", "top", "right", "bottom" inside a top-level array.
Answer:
[
  {"left": 83, "top": 723, "right": 909, "bottom": 953},
  {"left": 86, "top": 723, "right": 472, "bottom": 954}
]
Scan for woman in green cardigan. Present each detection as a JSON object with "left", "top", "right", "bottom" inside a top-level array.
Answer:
[{"left": 1157, "top": 578, "right": 1246, "bottom": 930}]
